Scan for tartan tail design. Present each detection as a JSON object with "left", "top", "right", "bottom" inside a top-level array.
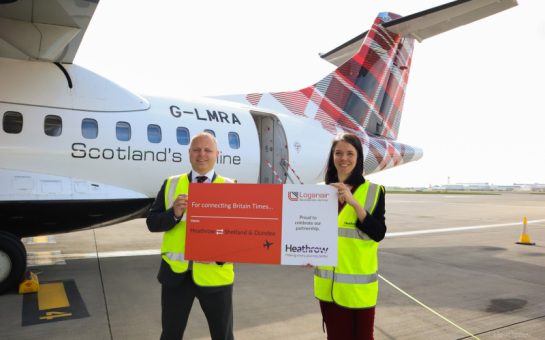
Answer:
[
  {"left": 375, "top": 35, "right": 414, "bottom": 140},
  {"left": 241, "top": 12, "right": 414, "bottom": 140}
]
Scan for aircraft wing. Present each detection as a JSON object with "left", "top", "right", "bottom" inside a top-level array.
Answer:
[
  {"left": 0, "top": 0, "right": 98, "bottom": 63},
  {"left": 321, "top": 0, "right": 517, "bottom": 66}
]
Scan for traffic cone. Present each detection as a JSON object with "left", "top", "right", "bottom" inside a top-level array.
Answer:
[{"left": 516, "top": 216, "right": 535, "bottom": 246}]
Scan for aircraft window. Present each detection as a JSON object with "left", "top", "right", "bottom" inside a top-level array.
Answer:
[
  {"left": 3, "top": 111, "right": 23, "bottom": 134},
  {"left": 176, "top": 127, "right": 190, "bottom": 145},
  {"left": 116, "top": 121, "right": 131, "bottom": 141},
  {"left": 228, "top": 132, "right": 240, "bottom": 149},
  {"left": 44, "top": 115, "right": 62, "bottom": 136},
  {"left": 204, "top": 129, "right": 215, "bottom": 137},
  {"left": 148, "top": 124, "right": 162, "bottom": 143},
  {"left": 82, "top": 118, "right": 98, "bottom": 139}
]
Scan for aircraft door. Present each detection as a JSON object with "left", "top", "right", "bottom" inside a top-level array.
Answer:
[{"left": 251, "top": 113, "right": 288, "bottom": 184}]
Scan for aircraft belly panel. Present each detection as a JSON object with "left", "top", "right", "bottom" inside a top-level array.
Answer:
[
  {"left": 0, "top": 168, "right": 147, "bottom": 201},
  {"left": 0, "top": 198, "right": 153, "bottom": 238}
]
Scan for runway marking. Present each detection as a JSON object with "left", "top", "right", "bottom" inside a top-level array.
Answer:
[
  {"left": 64, "top": 249, "right": 161, "bottom": 260},
  {"left": 40, "top": 311, "right": 73, "bottom": 320},
  {"left": 38, "top": 282, "right": 69, "bottom": 310},
  {"left": 386, "top": 219, "right": 545, "bottom": 238},
  {"left": 25, "top": 249, "right": 160, "bottom": 263},
  {"left": 27, "top": 250, "right": 66, "bottom": 266},
  {"left": 22, "top": 280, "right": 89, "bottom": 326},
  {"left": 379, "top": 274, "right": 481, "bottom": 339},
  {"left": 26, "top": 219, "right": 545, "bottom": 263},
  {"left": 23, "top": 235, "right": 57, "bottom": 244},
  {"left": 457, "top": 314, "right": 545, "bottom": 339}
]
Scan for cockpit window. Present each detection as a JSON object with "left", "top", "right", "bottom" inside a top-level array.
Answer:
[
  {"left": 228, "top": 132, "right": 240, "bottom": 149},
  {"left": 148, "top": 124, "right": 162, "bottom": 143},
  {"left": 82, "top": 118, "right": 98, "bottom": 139},
  {"left": 3, "top": 111, "right": 23, "bottom": 134},
  {"left": 204, "top": 129, "right": 215, "bottom": 137},
  {"left": 116, "top": 121, "right": 131, "bottom": 141},
  {"left": 44, "top": 115, "right": 62, "bottom": 137}
]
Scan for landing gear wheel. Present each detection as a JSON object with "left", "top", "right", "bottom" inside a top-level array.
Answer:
[{"left": 0, "top": 232, "right": 27, "bottom": 294}]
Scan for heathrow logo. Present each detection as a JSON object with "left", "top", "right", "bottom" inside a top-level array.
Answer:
[
  {"left": 287, "top": 191, "right": 330, "bottom": 202},
  {"left": 285, "top": 244, "right": 329, "bottom": 254}
]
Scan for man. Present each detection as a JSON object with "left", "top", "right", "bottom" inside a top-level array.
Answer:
[{"left": 147, "top": 132, "right": 235, "bottom": 340}]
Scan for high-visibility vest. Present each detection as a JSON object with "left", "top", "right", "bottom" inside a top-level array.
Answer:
[
  {"left": 161, "top": 173, "right": 235, "bottom": 286},
  {"left": 314, "top": 181, "right": 384, "bottom": 308}
]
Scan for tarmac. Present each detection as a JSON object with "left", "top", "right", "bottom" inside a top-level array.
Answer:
[{"left": 1, "top": 192, "right": 544, "bottom": 339}]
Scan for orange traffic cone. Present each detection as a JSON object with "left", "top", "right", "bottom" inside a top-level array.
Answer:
[{"left": 516, "top": 216, "right": 535, "bottom": 246}]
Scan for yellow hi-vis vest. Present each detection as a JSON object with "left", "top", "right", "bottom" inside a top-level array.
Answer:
[
  {"left": 161, "top": 173, "right": 235, "bottom": 287},
  {"left": 314, "top": 181, "right": 384, "bottom": 308}
]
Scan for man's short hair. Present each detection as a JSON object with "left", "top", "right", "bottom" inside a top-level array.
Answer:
[{"left": 190, "top": 131, "right": 218, "bottom": 148}]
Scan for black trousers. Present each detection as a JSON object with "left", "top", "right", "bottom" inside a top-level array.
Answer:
[{"left": 160, "top": 273, "right": 234, "bottom": 340}]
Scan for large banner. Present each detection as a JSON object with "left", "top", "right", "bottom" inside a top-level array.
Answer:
[{"left": 185, "top": 184, "right": 337, "bottom": 266}]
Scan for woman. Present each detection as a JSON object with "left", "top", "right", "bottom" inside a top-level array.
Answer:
[{"left": 314, "top": 133, "right": 387, "bottom": 340}]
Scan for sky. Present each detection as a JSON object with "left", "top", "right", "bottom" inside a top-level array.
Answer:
[{"left": 75, "top": 0, "right": 545, "bottom": 188}]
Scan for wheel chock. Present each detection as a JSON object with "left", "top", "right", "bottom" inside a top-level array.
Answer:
[{"left": 19, "top": 271, "right": 39, "bottom": 294}]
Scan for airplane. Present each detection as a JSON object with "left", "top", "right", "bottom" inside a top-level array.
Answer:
[
  {"left": 0, "top": 0, "right": 517, "bottom": 293},
  {"left": 263, "top": 240, "right": 273, "bottom": 250}
]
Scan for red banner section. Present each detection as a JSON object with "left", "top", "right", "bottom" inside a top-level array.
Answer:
[{"left": 185, "top": 183, "right": 283, "bottom": 264}]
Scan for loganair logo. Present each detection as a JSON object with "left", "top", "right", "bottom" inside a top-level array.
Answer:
[{"left": 287, "top": 191, "right": 330, "bottom": 202}]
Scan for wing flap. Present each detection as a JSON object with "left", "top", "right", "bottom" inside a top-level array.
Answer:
[
  {"left": 34, "top": 23, "right": 81, "bottom": 61},
  {"left": 0, "top": 0, "right": 98, "bottom": 63}
]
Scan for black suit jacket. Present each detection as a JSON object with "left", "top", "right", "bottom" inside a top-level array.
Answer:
[{"left": 146, "top": 173, "right": 230, "bottom": 290}]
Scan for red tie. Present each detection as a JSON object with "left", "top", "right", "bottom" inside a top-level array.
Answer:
[{"left": 196, "top": 176, "right": 208, "bottom": 183}]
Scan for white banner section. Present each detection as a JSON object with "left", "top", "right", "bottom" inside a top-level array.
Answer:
[{"left": 281, "top": 184, "right": 338, "bottom": 266}]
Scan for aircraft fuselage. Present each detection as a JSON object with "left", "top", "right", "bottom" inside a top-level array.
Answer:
[{"left": 0, "top": 58, "right": 336, "bottom": 237}]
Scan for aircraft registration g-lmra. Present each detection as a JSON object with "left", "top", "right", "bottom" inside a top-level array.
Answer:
[{"left": 0, "top": 0, "right": 517, "bottom": 293}]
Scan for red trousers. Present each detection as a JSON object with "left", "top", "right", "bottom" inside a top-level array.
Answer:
[{"left": 319, "top": 301, "right": 375, "bottom": 340}]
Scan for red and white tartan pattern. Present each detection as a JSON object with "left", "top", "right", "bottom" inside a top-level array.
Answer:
[{"left": 240, "top": 12, "right": 422, "bottom": 175}]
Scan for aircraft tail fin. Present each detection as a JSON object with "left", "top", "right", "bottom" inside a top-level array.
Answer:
[
  {"left": 317, "top": 12, "right": 412, "bottom": 139},
  {"left": 236, "top": 12, "right": 410, "bottom": 140},
  {"left": 219, "top": 0, "right": 517, "bottom": 139}
]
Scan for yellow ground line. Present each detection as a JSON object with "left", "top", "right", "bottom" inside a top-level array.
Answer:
[
  {"left": 379, "top": 274, "right": 480, "bottom": 340},
  {"left": 37, "top": 282, "right": 70, "bottom": 310},
  {"left": 31, "top": 236, "right": 49, "bottom": 244}
]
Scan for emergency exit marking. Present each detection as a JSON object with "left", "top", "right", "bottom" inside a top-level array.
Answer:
[{"left": 22, "top": 280, "right": 89, "bottom": 326}]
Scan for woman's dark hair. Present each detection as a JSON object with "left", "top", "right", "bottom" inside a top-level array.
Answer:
[{"left": 324, "top": 133, "right": 365, "bottom": 187}]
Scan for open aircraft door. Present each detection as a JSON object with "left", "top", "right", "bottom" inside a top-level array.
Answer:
[{"left": 250, "top": 112, "right": 289, "bottom": 184}]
